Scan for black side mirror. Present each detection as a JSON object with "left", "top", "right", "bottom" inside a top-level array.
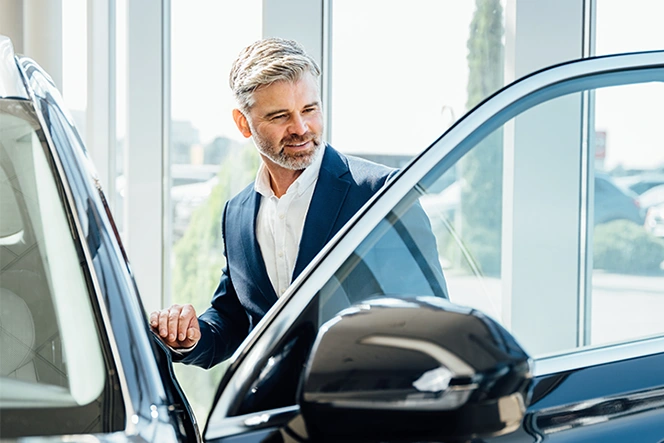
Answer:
[{"left": 299, "top": 296, "right": 532, "bottom": 442}]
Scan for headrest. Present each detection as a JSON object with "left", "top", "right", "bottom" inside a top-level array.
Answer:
[{"left": 0, "top": 287, "right": 35, "bottom": 377}]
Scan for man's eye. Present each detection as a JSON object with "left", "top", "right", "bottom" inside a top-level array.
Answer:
[
  {"left": 303, "top": 107, "right": 317, "bottom": 113},
  {"left": 271, "top": 114, "right": 287, "bottom": 121}
]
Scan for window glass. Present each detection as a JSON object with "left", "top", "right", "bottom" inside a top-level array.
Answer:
[
  {"left": 595, "top": 0, "right": 664, "bottom": 56},
  {"left": 330, "top": 0, "right": 504, "bottom": 163},
  {"left": 594, "top": 2, "right": 664, "bottom": 344},
  {"left": 62, "top": 0, "right": 88, "bottom": 140},
  {"left": 115, "top": 0, "right": 128, "bottom": 236},
  {"left": 168, "top": 0, "right": 262, "bottom": 424},
  {"left": 0, "top": 100, "right": 116, "bottom": 437},
  {"left": 319, "top": 199, "right": 449, "bottom": 320},
  {"left": 316, "top": 74, "right": 664, "bottom": 359},
  {"left": 591, "top": 82, "right": 664, "bottom": 345}
]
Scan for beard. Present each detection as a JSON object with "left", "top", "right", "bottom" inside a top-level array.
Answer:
[{"left": 253, "top": 131, "right": 322, "bottom": 171}]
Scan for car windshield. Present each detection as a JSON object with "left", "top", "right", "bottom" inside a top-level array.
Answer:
[{"left": 0, "top": 99, "right": 106, "bottom": 409}]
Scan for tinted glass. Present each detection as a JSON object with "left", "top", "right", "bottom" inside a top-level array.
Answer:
[
  {"left": 591, "top": 82, "right": 664, "bottom": 345},
  {"left": 316, "top": 71, "right": 664, "bottom": 358},
  {"left": 0, "top": 99, "right": 121, "bottom": 437}
]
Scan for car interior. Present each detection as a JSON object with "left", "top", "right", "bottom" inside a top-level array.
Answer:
[{"left": 0, "top": 103, "right": 63, "bottom": 392}]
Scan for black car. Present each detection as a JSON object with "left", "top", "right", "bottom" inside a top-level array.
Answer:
[
  {"left": 615, "top": 173, "right": 664, "bottom": 196},
  {"left": 594, "top": 173, "right": 645, "bottom": 225},
  {"left": 2, "top": 35, "right": 664, "bottom": 442}
]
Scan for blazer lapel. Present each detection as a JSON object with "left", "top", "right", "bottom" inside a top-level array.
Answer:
[
  {"left": 293, "top": 146, "right": 350, "bottom": 279},
  {"left": 238, "top": 190, "right": 278, "bottom": 304}
]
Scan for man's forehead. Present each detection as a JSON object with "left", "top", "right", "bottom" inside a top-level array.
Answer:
[{"left": 250, "top": 76, "right": 321, "bottom": 112}]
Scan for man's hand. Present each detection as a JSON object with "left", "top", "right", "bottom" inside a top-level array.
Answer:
[{"left": 150, "top": 304, "right": 201, "bottom": 349}]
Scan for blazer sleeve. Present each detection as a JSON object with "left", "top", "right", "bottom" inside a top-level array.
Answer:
[{"left": 175, "top": 202, "right": 250, "bottom": 369}]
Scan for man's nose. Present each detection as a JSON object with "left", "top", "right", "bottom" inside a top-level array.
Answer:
[{"left": 289, "top": 113, "right": 308, "bottom": 135}]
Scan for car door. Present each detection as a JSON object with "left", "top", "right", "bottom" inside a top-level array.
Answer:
[
  {"left": 201, "top": 51, "right": 664, "bottom": 442},
  {"left": 0, "top": 42, "right": 199, "bottom": 441}
]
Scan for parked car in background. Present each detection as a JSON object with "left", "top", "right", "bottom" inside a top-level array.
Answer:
[
  {"left": 2, "top": 34, "right": 664, "bottom": 442},
  {"left": 639, "top": 185, "right": 664, "bottom": 238},
  {"left": 638, "top": 184, "right": 664, "bottom": 210},
  {"left": 615, "top": 172, "right": 664, "bottom": 196},
  {"left": 594, "top": 172, "right": 646, "bottom": 225},
  {"left": 421, "top": 173, "right": 646, "bottom": 230}
]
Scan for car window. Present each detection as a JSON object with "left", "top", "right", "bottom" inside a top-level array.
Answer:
[
  {"left": 315, "top": 79, "right": 664, "bottom": 359},
  {"left": 0, "top": 99, "right": 123, "bottom": 438},
  {"left": 590, "top": 80, "right": 664, "bottom": 346},
  {"left": 317, "top": 200, "right": 449, "bottom": 320}
]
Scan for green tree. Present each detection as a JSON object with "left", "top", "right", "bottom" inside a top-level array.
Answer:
[
  {"left": 460, "top": 0, "right": 504, "bottom": 275},
  {"left": 171, "top": 143, "right": 260, "bottom": 423}
]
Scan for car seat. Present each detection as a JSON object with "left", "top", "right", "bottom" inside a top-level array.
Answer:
[{"left": 0, "top": 286, "right": 36, "bottom": 381}]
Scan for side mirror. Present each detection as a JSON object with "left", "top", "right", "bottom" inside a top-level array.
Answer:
[{"left": 299, "top": 297, "right": 532, "bottom": 442}]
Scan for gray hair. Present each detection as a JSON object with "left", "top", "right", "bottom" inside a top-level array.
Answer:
[{"left": 229, "top": 38, "right": 321, "bottom": 112}]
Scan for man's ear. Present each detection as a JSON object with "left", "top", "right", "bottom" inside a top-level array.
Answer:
[{"left": 232, "top": 109, "right": 252, "bottom": 138}]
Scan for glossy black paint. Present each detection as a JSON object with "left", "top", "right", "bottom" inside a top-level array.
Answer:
[
  {"left": 207, "top": 352, "right": 664, "bottom": 443},
  {"left": 527, "top": 351, "right": 664, "bottom": 442},
  {"left": 15, "top": 56, "right": 200, "bottom": 442},
  {"left": 476, "top": 350, "right": 664, "bottom": 443},
  {"left": 299, "top": 297, "right": 532, "bottom": 442}
]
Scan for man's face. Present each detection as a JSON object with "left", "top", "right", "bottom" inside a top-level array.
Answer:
[{"left": 242, "top": 72, "right": 324, "bottom": 171}]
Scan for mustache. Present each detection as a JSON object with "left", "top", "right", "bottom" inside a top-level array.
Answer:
[{"left": 281, "top": 132, "right": 318, "bottom": 146}]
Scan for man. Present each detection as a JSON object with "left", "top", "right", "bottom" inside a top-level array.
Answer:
[{"left": 151, "top": 38, "right": 441, "bottom": 369}]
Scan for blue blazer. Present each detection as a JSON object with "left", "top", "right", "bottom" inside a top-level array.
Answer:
[{"left": 179, "top": 145, "right": 399, "bottom": 368}]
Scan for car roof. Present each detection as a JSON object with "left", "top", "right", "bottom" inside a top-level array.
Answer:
[
  {"left": 639, "top": 184, "right": 664, "bottom": 207},
  {"left": 616, "top": 172, "right": 664, "bottom": 183},
  {"left": 0, "top": 35, "right": 29, "bottom": 100}
]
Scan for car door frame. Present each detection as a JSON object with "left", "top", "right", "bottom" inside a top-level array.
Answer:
[
  {"left": 13, "top": 53, "right": 200, "bottom": 442},
  {"left": 204, "top": 50, "right": 664, "bottom": 441}
]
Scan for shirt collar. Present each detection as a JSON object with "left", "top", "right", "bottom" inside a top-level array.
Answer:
[
  {"left": 254, "top": 161, "right": 274, "bottom": 198},
  {"left": 254, "top": 144, "right": 325, "bottom": 198}
]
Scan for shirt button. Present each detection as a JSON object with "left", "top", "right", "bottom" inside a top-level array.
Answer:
[
  {"left": 278, "top": 251, "right": 284, "bottom": 258},
  {"left": 279, "top": 213, "right": 285, "bottom": 219}
]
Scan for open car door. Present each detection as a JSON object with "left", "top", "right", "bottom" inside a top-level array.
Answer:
[{"left": 203, "top": 50, "right": 664, "bottom": 442}]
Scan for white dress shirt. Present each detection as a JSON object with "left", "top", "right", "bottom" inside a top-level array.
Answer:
[
  {"left": 168, "top": 150, "right": 324, "bottom": 355},
  {"left": 254, "top": 148, "right": 324, "bottom": 297}
]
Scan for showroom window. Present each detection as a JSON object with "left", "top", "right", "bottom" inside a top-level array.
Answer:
[
  {"left": 168, "top": 0, "right": 262, "bottom": 424},
  {"left": 329, "top": 0, "right": 506, "bottom": 315},
  {"left": 590, "top": 0, "right": 664, "bottom": 346},
  {"left": 115, "top": 0, "right": 127, "bottom": 236},
  {"left": 330, "top": 0, "right": 505, "bottom": 163},
  {"left": 62, "top": 0, "right": 88, "bottom": 141},
  {"left": 590, "top": 83, "right": 664, "bottom": 345},
  {"left": 595, "top": 0, "right": 664, "bottom": 56}
]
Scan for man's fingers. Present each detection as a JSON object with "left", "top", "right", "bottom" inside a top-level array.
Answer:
[
  {"left": 167, "top": 305, "right": 183, "bottom": 342},
  {"left": 178, "top": 304, "right": 197, "bottom": 341},
  {"left": 150, "top": 305, "right": 200, "bottom": 348},
  {"left": 183, "top": 309, "right": 200, "bottom": 345},
  {"left": 187, "top": 327, "right": 198, "bottom": 340},
  {"left": 149, "top": 311, "right": 158, "bottom": 328},
  {"left": 157, "top": 309, "right": 170, "bottom": 339}
]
